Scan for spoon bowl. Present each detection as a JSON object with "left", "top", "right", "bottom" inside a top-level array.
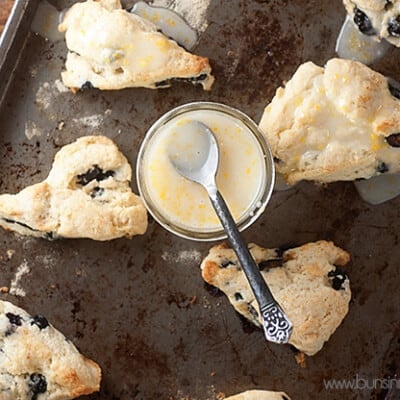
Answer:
[{"left": 167, "top": 120, "right": 219, "bottom": 189}]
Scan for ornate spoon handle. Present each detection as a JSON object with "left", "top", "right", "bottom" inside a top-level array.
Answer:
[{"left": 207, "top": 186, "right": 293, "bottom": 344}]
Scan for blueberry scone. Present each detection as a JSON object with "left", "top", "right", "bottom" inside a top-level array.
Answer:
[
  {"left": 201, "top": 240, "right": 351, "bottom": 356},
  {"left": 0, "top": 300, "right": 101, "bottom": 399},
  {"left": 58, "top": 0, "right": 214, "bottom": 91},
  {"left": 343, "top": 0, "right": 400, "bottom": 46},
  {"left": 0, "top": 136, "right": 147, "bottom": 240},
  {"left": 225, "top": 390, "right": 290, "bottom": 400},
  {"left": 259, "top": 58, "right": 400, "bottom": 185}
]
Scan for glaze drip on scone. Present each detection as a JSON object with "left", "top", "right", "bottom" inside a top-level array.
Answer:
[
  {"left": 201, "top": 241, "right": 351, "bottom": 356},
  {"left": 343, "top": 0, "right": 400, "bottom": 46},
  {"left": 0, "top": 136, "right": 147, "bottom": 240},
  {"left": 0, "top": 300, "right": 101, "bottom": 400},
  {"left": 58, "top": 0, "right": 214, "bottom": 90},
  {"left": 259, "top": 58, "right": 400, "bottom": 184}
]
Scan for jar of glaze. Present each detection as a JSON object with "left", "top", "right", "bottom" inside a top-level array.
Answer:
[{"left": 136, "top": 102, "right": 275, "bottom": 241}]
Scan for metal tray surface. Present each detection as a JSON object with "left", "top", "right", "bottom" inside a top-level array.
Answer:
[{"left": 1, "top": 1, "right": 400, "bottom": 399}]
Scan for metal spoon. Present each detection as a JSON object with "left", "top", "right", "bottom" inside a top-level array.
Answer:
[{"left": 168, "top": 120, "right": 293, "bottom": 344}]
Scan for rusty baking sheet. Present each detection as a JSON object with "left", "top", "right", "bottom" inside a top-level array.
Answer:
[{"left": 1, "top": 1, "right": 400, "bottom": 399}]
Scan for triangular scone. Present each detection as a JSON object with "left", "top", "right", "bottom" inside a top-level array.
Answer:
[
  {"left": 0, "top": 136, "right": 147, "bottom": 240},
  {"left": 58, "top": 0, "right": 214, "bottom": 91},
  {"left": 225, "top": 391, "right": 290, "bottom": 400},
  {"left": 201, "top": 241, "right": 351, "bottom": 356},
  {"left": 259, "top": 58, "right": 400, "bottom": 184},
  {"left": 0, "top": 300, "right": 101, "bottom": 399}
]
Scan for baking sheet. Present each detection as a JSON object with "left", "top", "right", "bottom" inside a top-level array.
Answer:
[{"left": 1, "top": 1, "right": 400, "bottom": 399}]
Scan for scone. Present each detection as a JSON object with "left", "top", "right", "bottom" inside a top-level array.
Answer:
[
  {"left": 343, "top": 0, "right": 400, "bottom": 46},
  {"left": 0, "top": 300, "right": 101, "bottom": 399},
  {"left": 225, "top": 390, "right": 290, "bottom": 400},
  {"left": 201, "top": 241, "right": 351, "bottom": 356},
  {"left": 0, "top": 136, "right": 148, "bottom": 240},
  {"left": 58, "top": 0, "right": 214, "bottom": 91},
  {"left": 259, "top": 58, "right": 400, "bottom": 184}
]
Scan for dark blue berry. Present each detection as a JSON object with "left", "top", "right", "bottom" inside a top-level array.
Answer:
[
  {"left": 377, "top": 162, "right": 389, "bottom": 174},
  {"left": 77, "top": 165, "right": 115, "bottom": 186},
  {"left": 5, "top": 313, "right": 23, "bottom": 336},
  {"left": 328, "top": 267, "right": 348, "bottom": 291},
  {"left": 44, "top": 232, "right": 54, "bottom": 240},
  {"left": 6, "top": 313, "right": 22, "bottom": 326},
  {"left": 31, "top": 315, "right": 49, "bottom": 330},
  {"left": 234, "top": 292, "right": 243, "bottom": 301},
  {"left": 80, "top": 81, "right": 94, "bottom": 90},
  {"left": 388, "top": 16, "right": 400, "bottom": 37},
  {"left": 353, "top": 7, "right": 375, "bottom": 35},
  {"left": 386, "top": 133, "right": 400, "bottom": 147},
  {"left": 220, "top": 260, "right": 236, "bottom": 268},
  {"left": 90, "top": 186, "right": 105, "bottom": 198},
  {"left": 29, "top": 373, "right": 47, "bottom": 400}
]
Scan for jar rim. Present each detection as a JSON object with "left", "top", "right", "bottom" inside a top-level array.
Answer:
[{"left": 136, "top": 101, "right": 275, "bottom": 241}]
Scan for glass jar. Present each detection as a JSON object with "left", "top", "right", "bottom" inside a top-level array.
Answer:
[{"left": 136, "top": 102, "right": 275, "bottom": 241}]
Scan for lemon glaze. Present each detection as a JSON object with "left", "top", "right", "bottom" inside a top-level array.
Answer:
[{"left": 140, "top": 109, "right": 267, "bottom": 232}]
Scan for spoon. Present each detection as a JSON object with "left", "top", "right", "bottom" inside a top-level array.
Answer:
[{"left": 168, "top": 120, "right": 293, "bottom": 344}]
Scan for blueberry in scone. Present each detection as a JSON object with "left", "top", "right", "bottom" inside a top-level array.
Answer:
[
  {"left": 201, "top": 240, "right": 351, "bottom": 356},
  {"left": 343, "top": 0, "right": 400, "bottom": 46},
  {"left": 259, "top": 58, "right": 400, "bottom": 184},
  {"left": 0, "top": 136, "right": 148, "bottom": 240},
  {"left": 58, "top": 0, "right": 214, "bottom": 91},
  {"left": 0, "top": 300, "right": 101, "bottom": 399},
  {"left": 225, "top": 390, "right": 291, "bottom": 400}
]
